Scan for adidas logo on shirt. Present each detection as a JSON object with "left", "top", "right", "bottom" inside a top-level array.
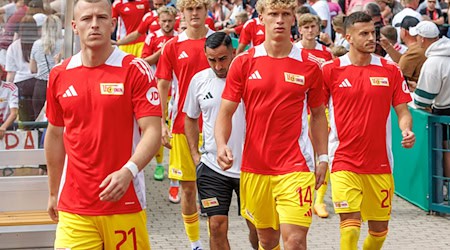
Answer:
[
  {"left": 157, "top": 42, "right": 164, "bottom": 48},
  {"left": 248, "top": 70, "right": 262, "bottom": 80},
  {"left": 124, "top": 7, "right": 130, "bottom": 11},
  {"left": 203, "top": 92, "right": 213, "bottom": 100},
  {"left": 62, "top": 85, "right": 78, "bottom": 98},
  {"left": 178, "top": 51, "right": 188, "bottom": 59},
  {"left": 304, "top": 208, "right": 312, "bottom": 217},
  {"left": 256, "top": 30, "right": 264, "bottom": 35},
  {"left": 339, "top": 78, "right": 352, "bottom": 88}
]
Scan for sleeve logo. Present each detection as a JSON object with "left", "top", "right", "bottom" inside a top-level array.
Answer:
[
  {"left": 100, "top": 83, "right": 124, "bottom": 95},
  {"left": 370, "top": 77, "right": 389, "bottom": 87},
  {"left": 284, "top": 72, "right": 305, "bottom": 85},
  {"left": 146, "top": 87, "right": 160, "bottom": 106}
]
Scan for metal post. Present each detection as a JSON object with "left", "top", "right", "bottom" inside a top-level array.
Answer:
[{"left": 64, "top": 0, "right": 75, "bottom": 59}]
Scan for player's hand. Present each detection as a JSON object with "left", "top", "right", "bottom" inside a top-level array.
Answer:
[
  {"left": 315, "top": 161, "right": 328, "bottom": 190},
  {"left": 401, "top": 129, "right": 415, "bottom": 148},
  {"left": 99, "top": 168, "right": 133, "bottom": 202},
  {"left": 217, "top": 145, "right": 233, "bottom": 171},
  {"left": 0, "top": 127, "right": 5, "bottom": 140},
  {"left": 47, "top": 195, "right": 59, "bottom": 222},
  {"left": 161, "top": 122, "right": 172, "bottom": 149},
  {"left": 192, "top": 151, "right": 201, "bottom": 166},
  {"left": 319, "top": 32, "right": 332, "bottom": 46},
  {"left": 111, "top": 39, "right": 117, "bottom": 45}
]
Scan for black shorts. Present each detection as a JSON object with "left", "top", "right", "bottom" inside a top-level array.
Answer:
[
  {"left": 432, "top": 108, "right": 450, "bottom": 141},
  {"left": 196, "top": 162, "right": 240, "bottom": 217}
]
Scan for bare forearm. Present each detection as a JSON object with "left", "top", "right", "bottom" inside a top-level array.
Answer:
[
  {"left": 44, "top": 125, "right": 66, "bottom": 196},
  {"left": 117, "top": 31, "right": 141, "bottom": 46},
  {"left": 0, "top": 108, "right": 17, "bottom": 130},
  {"left": 385, "top": 46, "right": 402, "bottom": 63},
  {"left": 129, "top": 117, "right": 162, "bottom": 171},
  {"left": 310, "top": 106, "right": 328, "bottom": 155},
  {"left": 398, "top": 110, "right": 413, "bottom": 131},
  {"left": 144, "top": 50, "right": 162, "bottom": 65},
  {"left": 185, "top": 117, "right": 200, "bottom": 160},
  {"left": 157, "top": 79, "right": 170, "bottom": 122},
  {"left": 236, "top": 43, "right": 247, "bottom": 55}
]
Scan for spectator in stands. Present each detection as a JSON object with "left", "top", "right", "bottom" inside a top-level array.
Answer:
[
  {"left": 226, "top": 0, "right": 244, "bottom": 25},
  {"left": 5, "top": 15, "right": 38, "bottom": 122},
  {"left": 0, "top": 66, "right": 18, "bottom": 140},
  {"left": 412, "top": 21, "right": 450, "bottom": 184},
  {"left": 330, "top": 44, "right": 348, "bottom": 58},
  {"left": 221, "top": 10, "right": 248, "bottom": 37},
  {"left": 392, "top": 0, "right": 422, "bottom": 43},
  {"left": 331, "top": 14, "right": 350, "bottom": 49},
  {"left": 397, "top": 16, "right": 426, "bottom": 88},
  {"left": 376, "top": 0, "right": 394, "bottom": 24},
  {"left": 211, "top": 0, "right": 231, "bottom": 29},
  {"left": 45, "top": 0, "right": 161, "bottom": 248},
  {"left": 420, "top": 0, "right": 446, "bottom": 35},
  {"left": 380, "top": 25, "right": 408, "bottom": 62},
  {"left": 364, "top": 2, "right": 385, "bottom": 56},
  {"left": 29, "top": 14, "right": 62, "bottom": 119},
  {"left": 0, "top": 0, "right": 17, "bottom": 23},
  {"left": 310, "top": 0, "right": 332, "bottom": 36}
]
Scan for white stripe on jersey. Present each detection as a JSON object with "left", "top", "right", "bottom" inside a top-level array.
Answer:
[{"left": 328, "top": 96, "right": 340, "bottom": 171}]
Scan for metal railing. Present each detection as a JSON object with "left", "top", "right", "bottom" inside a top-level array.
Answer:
[{"left": 428, "top": 115, "right": 450, "bottom": 214}]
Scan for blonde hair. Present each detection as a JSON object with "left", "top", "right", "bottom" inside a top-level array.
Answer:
[
  {"left": 177, "top": 0, "right": 211, "bottom": 11},
  {"left": 331, "top": 45, "right": 348, "bottom": 58},
  {"left": 235, "top": 11, "right": 249, "bottom": 23},
  {"left": 42, "top": 15, "right": 63, "bottom": 55},
  {"left": 332, "top": 14, "right": 345, "bottom": 29},
  {"left": 256, "top": 0, "right": 297, "bottom": 15},
  {"left": 298, "top": 13, "right": 321, "bottom": 27},
  {"left": 157, "top": 6, "right": 177, "bottom": 17}
]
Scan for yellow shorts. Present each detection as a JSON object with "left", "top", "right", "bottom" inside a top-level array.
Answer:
[
  {"left": 118, "top": 42, "right": 144, "bottom": 57},
  {"left": 240, "top": 171, "right": 316, "bottom": 230},
  {"left": 55, "top": 210, "right": 151, "bottom": 250},
  {"left": 168, "top": 133, "right": 202, "bottom": 181},
  {"left": 331, "top": 171, "right": 394, "bottom": 221}
]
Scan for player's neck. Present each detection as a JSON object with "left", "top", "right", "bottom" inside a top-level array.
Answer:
[
  {"left": 347, "top": 50, "right": 372, "bottom": 66},
  {"left": 163, "top": 30, "right": 174, "bottom": 37},
  {"left": 301, "top": 39, "right": 316, "bottom": 49},
  {"left": 80, "top": 45, "right": 115, "bottom": 67},
  {"left": 186, "top": 25, "right": 208, "bottom": 40},
  {"left": 264, "top": 39, "right": 293, "bottom": 58}
]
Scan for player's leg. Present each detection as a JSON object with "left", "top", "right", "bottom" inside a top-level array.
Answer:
[
  {"left": 54, "top": 211, "right": 103, "bottom": 250},
  {"left": 361, "top": 174, "right": 393, "bottom": 250},
  {"left": 100, "top": 210, "right": 151, "bottom": 250},
  {"left": 240, "top": 172, "right": 280, "bottom": 250},
  {"left": 275, "top": 171, "right": 315, "bottom": 250},
  {"left": 169, "top": 133, "right": 202, "bottom": 249},
  {"left": 153, "top": 145, "right": 165, "bottom": 181},
  {"left": 235, "top": 176, "right": 258, "bottom": 249},
  {"left": 196, "top": 162, "right": 236, "bottom": 250},
  {"left": 331, "top": 171, "right": 364, "bottom": 250},
  {"left": 314, "top": 168, "right": 330, "bottom": 218}
]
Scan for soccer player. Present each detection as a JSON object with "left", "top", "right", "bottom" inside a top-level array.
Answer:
[
  {"left": 156, "top": 0, "right": 214, "bottom": 248},
  {"left": 296, "top": 13, "right": 332, "bottom": 65},
  {"left": 45, "top": 0, "right": 162, "bottom": 249},
  {"left": 184, "top": 32, "right": 258, "bottom": 250},
  {"left": 215, "top": 0, "right": 329, "bottom": 249},
  {"left": 112, "top": 0, "right": 150, "bottom": 57},
  {"left": 235, "top": 16, "right": 265, "bottom": 54},
  {"left": 321, "top": 11, "right": 415, "bottom": 250}
]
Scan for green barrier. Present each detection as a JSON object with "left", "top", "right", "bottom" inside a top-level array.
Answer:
[
  {"left": 392, "top": 107, "right": 430, "bottom": 211},
  {"left": 230, "top": 37, "right": 249, "bottom": 51}
]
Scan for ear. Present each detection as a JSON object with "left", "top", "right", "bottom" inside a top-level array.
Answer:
[
  {"left": 259, "top": 13, "right": 264, "bottom": 25},
  {"left": 71, "top": 20, "right": 78, "bottom": 35},
  {"left": 111, "top": 17, "right": 117, "bottom": 33},
  {"left": 345, "top": 33, "right": 352, "bottom": 44}
]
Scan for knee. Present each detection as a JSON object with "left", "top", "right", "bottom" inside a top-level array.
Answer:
[
  {"left": 180, "top": 182, "right": 196, "bottom": 200},
  {"left": 209, "top": 219, "right": 227, "bottom": 238},
  {"left": 258, "top": 235, "right": 279, "bottom": 250},
  {"left": 283, "top": 234, "right": 306, "bottom": 250}
]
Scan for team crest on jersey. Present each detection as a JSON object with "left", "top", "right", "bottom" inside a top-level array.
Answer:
[
  {"left": 284, "top": 72, "right": 305, "bottom": 85},
  {"left": 100, "top": 83, "right": 124, "bottom": 95},
  {"left": 136, "top": 4, "right": 145, "bottom": 9},
  {"left": 370, "top": 77, "right": 389, "bottom": 87},
  {"left": 171, "top": 168, "right": 182, "bottom": 177},
  {"left": 333, "top": 201, "right": 349, "bottom": 209},
  {"left": 201, "top": 197, "right": 219, "bottom": 208}
]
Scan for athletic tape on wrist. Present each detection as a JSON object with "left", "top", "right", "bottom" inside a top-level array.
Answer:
[
  {"left": 123, "top": 161, "right": 139, "bottom": 178},
  {"left": 318, "top": 154, "right": 329, "bottom": 163}
]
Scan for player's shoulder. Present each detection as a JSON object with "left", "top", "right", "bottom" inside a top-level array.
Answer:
[
  {"left": 112, "top": 0, "right": 122, "bottom": 8},
  {"left": 243, "top": 18, "right": 257, "bottom": 29},
  {"left": 191, "top": 68, "right": 216, "bottom": 85},
  {"left": 142, "top": 11, "right": 155, "bottom": 21},
  {"left": 1, "top": 82, "right": 17, "bottom": 91},
  {"left": 321, "top": 56, "right": 341, "bottom": 71}
]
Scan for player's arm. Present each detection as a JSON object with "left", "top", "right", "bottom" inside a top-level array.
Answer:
[
  {"left": 310, "top": 104, "right": 329, "bottom": 189},
  {"left": 0, "top": 108, "right": 17, "bottom": 140},
  {"left": 157, "top": 78, "right": 172, "bottom": 148},
  {"left": 236, "top": 43, "right": 248, "bottom": 55},
  {"left": 116, "top": 30, "right": 142, "bottom": 46},
  {"left": 215, "top": 99, "right": 239, "bottom": 170},
  {"left": 44, "top": 123, "right": 66, "bottom": 222},
  {"left": 394, "top": 103, "right": 415, "bottom": 149},
  {"left": 99, "top": 116, "right": 162, "bottom": 202},
  {"left": 185, "top": 116, "right": 200, "bottom": 166},
  {"left": 144, "top": 49, "right": 162, "bottom": 65}
]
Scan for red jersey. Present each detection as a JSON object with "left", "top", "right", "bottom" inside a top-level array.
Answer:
[
  {"left": 234, "top": 24, "right": 244, "bottom": 35},
  {"left": 294, "top": 41, "right": 332, "bottom": 66},
  {"left": 46, "top": 48, "right": 161, "bottom": 215},
  {"left": 239, "top": 18, "right": 265, "bottom": 47},
  {"left": 322, "top": 54, "right": 411, "bottom": 174},
  {"left": 137, "top": 10, "right": 161, "bottom": 34},
  {"left": 112, "top": 0, "right": 149, "bottom": 43},
  {"left": 222, "top": 44, "right": 324, "bottom": 175},
  {"left": 142, "top": 29, "right": 177, "bottom": 58},
  {"left": 155, "top": 29, "right": 214, "bottom": 134}
]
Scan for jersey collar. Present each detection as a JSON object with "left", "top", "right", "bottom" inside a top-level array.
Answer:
[
  {"left": 254, "top": 44, "right": 303, "bottom": 62},
  {"left": 339, "top": 54, "right": 382, "bottom": 67},
  {"left": 177, "top": 28, "right": 215, "bottom": 42},
  {"left": 66, "top": 47, "right": 127, "bottom": 69}
]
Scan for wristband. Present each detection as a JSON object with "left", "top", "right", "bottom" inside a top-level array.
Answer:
[
  {"left": 318, "top": 154, "right": 329, "bottom": 163},
  {"left": 123, "top": 161, "right": 139, "bottom": 178}
]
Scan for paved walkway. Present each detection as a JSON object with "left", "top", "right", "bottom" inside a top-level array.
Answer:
[{"left": 144, "top": 160, "right": 450, "bottom": 250}]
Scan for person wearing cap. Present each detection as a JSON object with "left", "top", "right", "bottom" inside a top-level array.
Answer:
[
  {"left": 391, "top": 0, "right": 422, "bottom": 43},
  {"left": 397, "top": 16, "right": 427, "bottom": 90},
  {"left": 412, "top": 20, "right": 450, "bottom": 194}
]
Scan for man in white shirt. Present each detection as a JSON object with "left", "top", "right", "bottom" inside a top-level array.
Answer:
[{"left": 184, "top": 32, "right": 258, "bottom": 250}]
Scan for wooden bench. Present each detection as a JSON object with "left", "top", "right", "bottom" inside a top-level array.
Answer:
[{"left": 0, "top": 149, "right": 56, "bottom": 249}]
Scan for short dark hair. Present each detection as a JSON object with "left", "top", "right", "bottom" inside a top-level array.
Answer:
[
  {"left": 204, "top": 32, "right": 232, "bottom": 50},
  {"left": 364, "top": 2, "right": 381, "bottom": 17},
  {"left": 344, "top": 11, "right": 373, "bottom": 34}
]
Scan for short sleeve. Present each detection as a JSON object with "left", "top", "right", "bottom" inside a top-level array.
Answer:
[
  {"left": 137, "top": 15, "right": 152, "bottom": 34},
  {"left": 321, "top": 61, "right": 333, "bottom": 102},
  {"left": 155, "top": 39, "right": 175, "bottom": 81},
  {"left": 391, "top": 64, "right": 412, "bottom": 107},
  {"left": 141, "top": 33, "right": 154, "bottom": 58},
  {"left": 128, "top": 58, "right": 162, "bottom": 119},
  {"left": 222, "top": 54, "right": 246, "bottom": 102},
  {"left": 111, "top": 1, "right": 120, "bottom": 19},
  {"left": 46, "top": 68, "right": 65, "bottom": 126},
  {"left": 238, "top": 20, "right": 252, "bottom": 45},
  {"left": 5, "top": 43, "right": 17, "bottom": 72},
  {"left": 8, "top": 84, "right": 18, "bottom": 109},
  {"left": 30, "top": 40, "right": 39, "bottom": 60},
  {"left": 182, "top": 74, "right": 201, "bottom": 119},
  {"left": 306, "top": 63, "right": 325, "bottom": 108}
]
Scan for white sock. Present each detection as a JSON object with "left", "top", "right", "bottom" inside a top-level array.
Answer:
[
  {"left": 191, "top": 240, "right": 203, "bottom": 250},
  {"left": 170, "top": 179, "right": 179, "bottom": 187}
]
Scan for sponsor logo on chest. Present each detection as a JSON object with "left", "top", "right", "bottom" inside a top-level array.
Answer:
[
  {"left": 370, "top": 77, "right": 389, "bottom": 87},
  {"left": 284, "top": 72, "right": 305, "bottom": 85},
  {"left": 100, "top": 83, "right": 124, "bottom": 95}
]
